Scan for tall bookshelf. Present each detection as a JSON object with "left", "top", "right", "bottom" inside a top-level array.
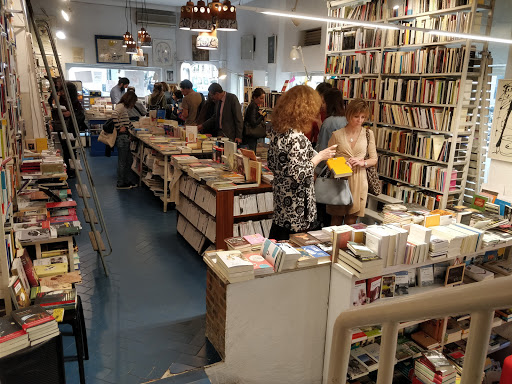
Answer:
[
  {"left": 325, "top": 0, "right": 495, "bottom": 209},
  {"left": 0, "top": 3, "right": 23, "bottom": 314}
]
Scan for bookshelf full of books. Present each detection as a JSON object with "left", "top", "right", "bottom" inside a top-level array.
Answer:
[
  {"left": 325, "top": 0, "right": 495, "bottom": 209},
  {"left": 0, "top": 2, "right": 25, "bottom": 316},
  {"left": 323, "top": 211, "right": 512, "bottom": 382}
]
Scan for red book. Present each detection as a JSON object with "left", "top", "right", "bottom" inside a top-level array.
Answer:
[
  {"left": 49, "top": 214, "right": 79, "bottom": 223},
  {"left": 366, "top": 276, "right": 382, "bottom": 304},
  {"left": 46, "top": 201, "right": 77, "bottom": 209},
  {"left": 11, "top": 305, "right": 55, "bottom": 331},
  {"left": 0, "top": 317, "right": 26, "bottom": 343}
]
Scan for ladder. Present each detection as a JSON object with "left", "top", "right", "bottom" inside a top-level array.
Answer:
[{"left": 26, "top": 0, "right": 113, "bottom": 276}]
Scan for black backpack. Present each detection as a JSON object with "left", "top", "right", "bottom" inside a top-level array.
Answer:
[{"left": 102, "top": 118, "right": 115, "bottom": 134}]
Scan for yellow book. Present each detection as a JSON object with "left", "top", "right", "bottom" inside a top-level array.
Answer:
[
  {"left": 326, "top": 157, "right": 353, "bottom": 178},
  {"left": 34, "top": 263, "right": 69, "bottom": 278},
  {"left": 424, "top": 214, "right": 441, "bottom": 228},
  {"left": 48, "top": 308, "right": 65, "bottom": 322},
  {"left": 35, "top": 138, "right": 48, "bottom": 153}
]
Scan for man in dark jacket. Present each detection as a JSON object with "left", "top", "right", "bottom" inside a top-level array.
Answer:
[{"left": 198, "top": 83, "right": 243, "bottom": 143}]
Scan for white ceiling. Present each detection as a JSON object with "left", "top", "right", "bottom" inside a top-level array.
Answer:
[{"left": 70, "top": 0, "right": 285, "bottom": 7}]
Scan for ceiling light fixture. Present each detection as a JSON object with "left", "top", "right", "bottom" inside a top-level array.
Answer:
[
  {"left": 139, "top": 0, "right": 152, "bottom": 48},
  {"left": 125, "top": 38, "right": 137, "bottom": 54},
  {"left": 179, "top": 1, "right": 194, "bottom": 30},
  {"left": 237, "top": 5, "right": 512, "bottom": 45},
  {"left": 218, "top": 68, "right": 227, "bottom": 80},
  {"left": 55, "top": 30, "right": 66, "bottom": 39},
  {"left": 61, "top": 9, "right": 70, "bottom": 22},
  {"left": 196, "top": 28, "right": 218, "bottom": 50},
  {"left": 191, "top": 0, "right": 212, "bottom": 32},
  {"left": 217, "top": 0, "right": 237, "bottom": 31}
]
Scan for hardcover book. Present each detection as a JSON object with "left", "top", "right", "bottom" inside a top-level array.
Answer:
[
  {"left": 289, "top": 233, "right": 320, "bottom": 247},
  {"left": 11, "top": 305, "right": 55, "bottom": 331},
  {"left": 34, "top": 263, "right": 69, "bottom": 278},
  {"left": 244, "top": 253, "right": 274, "bottom": 275},
  {"left": 0, "top": 317, "right": 26, "bottom": 343},
  {"left": 352, "top": 279, "right": 367, "bottom": 307},
  {"left": 326, "top": 157, "right": 353, "bottom": 178},
  {"left": 8, "top": 276, "right": 31, "bottom": 309}
]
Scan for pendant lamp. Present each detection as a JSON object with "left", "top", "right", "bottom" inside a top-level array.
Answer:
[
  {"left": 179, "top": 1, "right": 194, "bottom": 30},
  {"left": 122, "top": 31, "right": 132, "bottom": 48},
  {"left": 209, "top": 1, "right": 222, "bottom": 24},
  {"left": 196, "top": 28, "right": 218, "bottom": 50},
  {"left": 133, "top": 46, "right": 145, "bottom": 61},
  {"left": 190, "top": 0, "right": 212, "bottom": 32},
  {"left": 217, "top": 0, "right": 237, "bottom": 31},
  {"left": 126, "top": 38, "right": 137, "bottom": 54}
]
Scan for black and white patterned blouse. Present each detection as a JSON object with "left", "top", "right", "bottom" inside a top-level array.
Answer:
[{"left": 268, "top": 129, "right": 316, "bottom": 232}]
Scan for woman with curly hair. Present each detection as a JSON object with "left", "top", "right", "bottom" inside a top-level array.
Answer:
[{"left": 268, "top": 85, "right": 337, "bottom": 240}]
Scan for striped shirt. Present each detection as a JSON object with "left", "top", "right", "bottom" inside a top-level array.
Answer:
[{"left": 112, "top": 104, "right": 133, "bottom": 132}]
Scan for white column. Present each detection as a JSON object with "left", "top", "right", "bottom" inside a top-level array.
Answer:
[
  {"left": 376, "top": 322, "right": 399, "bottom": 384},
  {"left": 461, "top": 310, "right": 495, "bottom": 384},
  {"left": 327, "top": 325, "right": 352, "bottom": 384}
]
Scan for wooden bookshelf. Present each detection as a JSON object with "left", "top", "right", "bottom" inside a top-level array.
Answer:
[{"left": 325, "top": 0, "right": 495, "bottom": 209}]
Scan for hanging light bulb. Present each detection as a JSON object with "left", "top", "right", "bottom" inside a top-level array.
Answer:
[
  {"left": 141, "top": 32, "right": 152, "bottom": 48},
  {"left": 196, "top": 28, "right": 218, "bottom": 50},
  {"left": 125, "top": 37, "right": 137, "bottom": 54},
  {"left": 217, "top": 0, "right": 237, "bottom": 31},
  {"left": 179, "top": 1, "right": 194, "bottom": 30},
  {"left": 191, "top": 0, "right": 212, "bottom": 32},
  {"left": 122, "top": 31, "right": 132, "bottom": 48}
]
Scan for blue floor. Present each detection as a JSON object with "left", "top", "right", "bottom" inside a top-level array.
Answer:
[{"left": 62, "top": 152, "right": 220, "bottom": 383}]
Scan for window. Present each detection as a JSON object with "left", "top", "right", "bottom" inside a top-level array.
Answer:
[
  {"left": 67, "top": 66, "right": 159, "bottom": 97},
  {"left": 180, "top": 63, "right": 218, "bottom": 94},
  {"left": 289, "top": 74, "right": 325, "bottom": 90}
]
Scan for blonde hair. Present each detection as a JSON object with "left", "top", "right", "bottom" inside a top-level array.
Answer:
[
  {"left": 271, "top": 85, "right": 321, "bottom": 134},
  {"left": 345, "top": 98, "right": 370, "bottom": 121}
]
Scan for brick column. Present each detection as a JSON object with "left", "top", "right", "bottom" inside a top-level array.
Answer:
[{"left": 205, "top": 266, "right": 227, "bottom": 359}]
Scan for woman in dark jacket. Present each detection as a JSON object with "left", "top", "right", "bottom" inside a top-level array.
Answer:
[{"left": 243, "top": 87, "right": 267, "bottom": 152}]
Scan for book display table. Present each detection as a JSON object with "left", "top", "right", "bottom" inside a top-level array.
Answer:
[
  {"left": 173, "top": 158, "right": 273, "bottom": 253},
  {"left": 203, "top": 260, "right": 331, "bottom": 384},
  {"left": 130, "top": 132, "right": 213, "bottom": 212}
]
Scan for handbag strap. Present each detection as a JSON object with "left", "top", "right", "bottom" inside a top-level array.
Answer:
[{"left": 364, "top": 128, "right": 370, "bottom": 161}]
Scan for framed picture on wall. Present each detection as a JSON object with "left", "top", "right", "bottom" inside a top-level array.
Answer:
[
  {"left": 95, "top": 35, "right": 131, "bottom": 64},
  {"left": 166, "top": 70, "right": 174, "bottom": 82},
  {"left": 153, "top": 39, "right": 173, "bottom": 66},
  {"left": 268, "top": 35, "right": 277, "bottom": 64},
  {"left": 137, "top": 53, "right": 149, "bottom": 67}
]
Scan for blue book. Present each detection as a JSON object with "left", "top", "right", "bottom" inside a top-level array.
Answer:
[
  {"left": 302, "top": 245, "right": 330, "bottom": 260},
  {"left": 494, "top": 199, "right": 511, "bottom": 216}
]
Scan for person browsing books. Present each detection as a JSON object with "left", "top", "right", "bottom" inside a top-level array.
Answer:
[
  {"left": 243, "top": 87, "right": 267, "bottom": 152},
  {"left": 267, "top": 85, "right": 337, "bottom": 241},
  {"left": 198, "top": 83, "right": 243, "bottom": 143},
  {"left": 112, "top": 92, "right": 139, "bottom": 189},
  {"left": 315, "top": 88, "right": 347, "bottom": 226},
  {"left": 326, "top": 99, "right": 377, "bottom": 225},
  {"left": 126, "top": 87, "right": 147, "bottom": 120},
  {"left": 110, "top": 77, "right": 130, "bottom": 105},
  {"left": 148, "top": 83, "right": 167, "bottom": 111}
]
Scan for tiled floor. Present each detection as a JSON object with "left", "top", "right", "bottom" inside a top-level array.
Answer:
[{"left": 62, "top": 151, "right": 220, "bottom": 383}]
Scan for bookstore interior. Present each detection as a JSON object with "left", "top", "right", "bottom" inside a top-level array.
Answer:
[{"left": 2, "top": 0, "right": 512, "bottom": 383}]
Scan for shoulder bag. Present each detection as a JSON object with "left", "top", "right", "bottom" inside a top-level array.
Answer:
[
  {"left": 98, "top": 128, "right": 117, "bottom": 148},
  {"left": 314, "top": 165, "right": 353, "bottom": 205},
  {"left": 365, "top": 128, "right": 381, "bottom": 196}
]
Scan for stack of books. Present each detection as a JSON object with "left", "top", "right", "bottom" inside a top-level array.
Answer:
[
  {"left": 215, "top": 251, "right": 254, "bottom": 283},
  {"left": 414, "top": 351, "right": 456, "bottom": 384},
  {"left": 300, "top": 245, "right": 331, "bottom": 263},
  {"left": 338, "top": 244, "right": 383, "bottom": 279},
  {"left": 429, "top": 235, "right": 449, "bottom": 259},
  {"left": 0, "top": 316, "right": 30, "bottom": 358},
  {"left": 243, "top": 252, "right": 274, "bottom": 276},
  {"left": 277, "top": 243, "right": 302, "bottom": 270},
  {"left": 11, "top": 305, "right": 60, "bottom": 346},
  {"left": 464, "top": 264, "right": 494, "bottom": 281}
]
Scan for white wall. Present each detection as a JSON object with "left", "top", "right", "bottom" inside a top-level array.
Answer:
[{"left": 486, "top": 0, "right": 512, "bottom": 194}]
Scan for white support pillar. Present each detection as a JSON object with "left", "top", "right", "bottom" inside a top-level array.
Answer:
[
  {"left": 376, "top": 322, "right": 399, "bottom": 384},
  {"left": 461, "top": 310, "right": 495, "bottom": 384},
  {"left": 327, "top": 325, "right": 352, "bottom": 384}
]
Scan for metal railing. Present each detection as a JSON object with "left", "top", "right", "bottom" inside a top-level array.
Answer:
[{"left": 327, "top": 276, "right": 512, "bottom": 384}]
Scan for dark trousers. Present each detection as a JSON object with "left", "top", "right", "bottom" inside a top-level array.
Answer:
[
  {"left": 243, "top": 137, "right": 258, "bottom": 152},
  {"left": 316, "top": 203, "right": 331, "bottom": 228},
  {"left": 115, "top": 134, "right": 136, "bottom": 186},
  {"left": 269, "top": 221, "right": 319, "bottom": 241}
]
